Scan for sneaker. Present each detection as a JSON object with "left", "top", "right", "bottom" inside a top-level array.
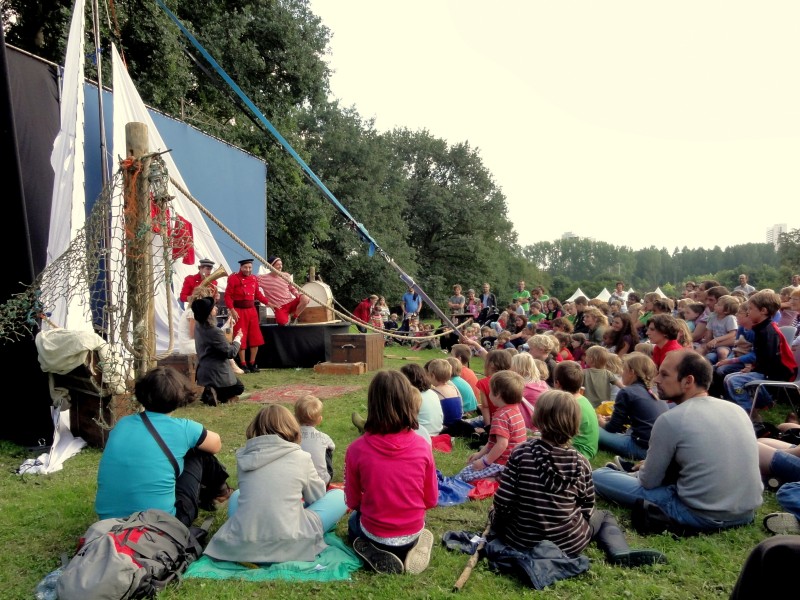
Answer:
[
  {"left": 604, "top": 461, "right": 622, "bottom": 471},
  {"left": 614, "top": 456, "right": 637, "bottom": 473},
  {"left": 351, "top": 412, "right": 366, "bottom": 434},
  {"left": 404, "top": 528, "right": 434, "bottom": 575},
  {"left": 248, "top": 363, "right": 260, "bottom": 373},
  {"left": 353, "top": 537, "right": 404, "bottom": 574},
  {"left": 201, "top": 387, "right": 218, "bottom": 407},
  {"left": 763, "top": 512, "right": 800, "bottom": 535},
  {"left": 609, "top": 549, "right": 667, "bottom": 567}
]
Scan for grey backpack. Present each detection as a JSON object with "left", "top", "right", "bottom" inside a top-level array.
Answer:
[{"left": 57, "top": 509, "right": 202, "bottom": 600}]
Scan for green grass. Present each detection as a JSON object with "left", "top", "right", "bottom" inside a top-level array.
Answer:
[{"left": 5, "top": 345, "right": 786, "bottom": 599}]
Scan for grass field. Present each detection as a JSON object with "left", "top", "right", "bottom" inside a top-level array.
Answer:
[{"left": 4, "top": 344, "right": 786, "bottom": 599}]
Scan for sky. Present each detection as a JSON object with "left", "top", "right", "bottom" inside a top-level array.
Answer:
[{"left": 309, "top": 1, "right": 800, "bottom": 252}]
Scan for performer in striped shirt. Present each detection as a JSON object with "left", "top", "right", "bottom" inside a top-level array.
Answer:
[{"left": 492, "top": 390, "right": 665, "bottom": 567}]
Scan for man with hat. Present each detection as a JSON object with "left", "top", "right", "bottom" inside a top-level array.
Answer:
[
  {"left": 179, "top": 258, "right": 217, "bottom": 306},
  {"left": 256, "top": 256, "right": 309, "bottom": 326},
  {"left": 225, "top": 258, "right": 270, "bottom": 373}
]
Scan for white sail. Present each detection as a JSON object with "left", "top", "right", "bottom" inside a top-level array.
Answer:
[
  {"left": 111, "top": 44, "right": 231, "bottom": 353},
  {"left": 45, "top": 0, "right": 92, "bottom": 332}
]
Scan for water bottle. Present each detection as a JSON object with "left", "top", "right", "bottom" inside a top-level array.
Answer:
[{"left": 33, "top": 567, "right": 63, "bottom": 600}]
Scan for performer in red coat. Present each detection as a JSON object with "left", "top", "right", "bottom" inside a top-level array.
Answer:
[
  {"left": 225, "top": 258, "right": 270, "bottom": 372},
  {"left": 179, "top": 258, "right": 217, "bottom": 305}
]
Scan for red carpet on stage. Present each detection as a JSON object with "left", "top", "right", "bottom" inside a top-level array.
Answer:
[{"left": 244, "top": 384, "right": 362, "bottom": 404}]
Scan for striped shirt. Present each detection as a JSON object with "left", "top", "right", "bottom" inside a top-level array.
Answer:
[
  {"left": 493, "top": 438, "right": 594, "bottom": 557},
  {"left": 256, "top": 273, "right": 297, "bottom": 307},
  {"left": 487, "top": 404, "right": 527, "bottom": 465}
]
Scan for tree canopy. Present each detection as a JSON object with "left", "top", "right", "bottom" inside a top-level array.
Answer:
[{"left": 5, "top": 0, "right": 799, "bottom": 312}]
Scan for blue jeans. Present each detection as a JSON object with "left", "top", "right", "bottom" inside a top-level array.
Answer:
[
  {"left": 723, "top": 371, "right": 768, "bottom": 411},
  {"left": 347, "top": 510, "right": 416, "bottom": 561},
  {"left": 592, "top": 467, "right": 755, "bottom": 530},
  {"left": 597, "top": 429, "right": 648, "bottom": 460},
  {"left": 777, "top": 482, "right": 800, "bottom": 519},
  {"left": 228, "top": 488, "right": 346, "bottom": 532},
  {"left": 770, "top": 451, "right": 800, "bottom": 484}
]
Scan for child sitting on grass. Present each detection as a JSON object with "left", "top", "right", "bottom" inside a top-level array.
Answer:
[
  {"left": 510, "top": 352, "right": 550, "bottom": 433},
  {"left": 455, "top": 371, "right": 528, "bottom": 483},
  {"left": 491, "top": 390, "right": 666, "bottom": 567},
  {"left": 295, "top": 395, "right": 335, "bottom": 486},
  {"left": 204, "top": 405, "right": 347, "bottom": 564},
  {"left": 345, "top": 370, "right": 438, "bottom": 575},
  {"left": 582, "top": 346, "right": 624, "bottom": 409},
  {"left": 446, "top": 356, "right": 479, "bottom": 415}
]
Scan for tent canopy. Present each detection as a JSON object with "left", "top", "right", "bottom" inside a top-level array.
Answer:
[
  {"left": 566, "top": 288, "right": 586, "bottom": 302},
  {"left": 594, "top": 288, "right": 611, "bottom": 302},
  {"left": 654, "top": 286, "right": 668, "bottom": 298}
]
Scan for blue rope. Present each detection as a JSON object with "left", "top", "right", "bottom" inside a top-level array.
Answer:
[{"left": 156, "top": 0, "right": 376, "bottom": 257}]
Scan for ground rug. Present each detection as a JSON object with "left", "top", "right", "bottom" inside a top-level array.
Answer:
[{"left": 244, "top": 384, "right": 362, "bottom": 404}]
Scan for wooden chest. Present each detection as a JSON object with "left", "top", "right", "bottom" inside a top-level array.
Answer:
[
  {"left": 157, "top": 354, "right": 205, "bottom": 397},
  {"left": 329, "top": 333, "right": 383, "bottom": 371},
  {"left": 298, "top": 305, "right": 335, "bottom": 324},
  {"left": 313, "top": 361, "right": 367, "bottom": 375}
]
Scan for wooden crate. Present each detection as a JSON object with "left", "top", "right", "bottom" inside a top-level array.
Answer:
[
  {"left": 330, "top": 333, "right": 383, "bottom": 371},
  {"left": 297, "top": 305, "right": 335, "bottom": 324},
  {"left": 313, "top": 361, "right": 367, "bottom": 375}
]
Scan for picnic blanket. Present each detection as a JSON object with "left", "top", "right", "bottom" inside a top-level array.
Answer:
[{"left": 185, "top": 532, "right": 362, "bottom": 582}]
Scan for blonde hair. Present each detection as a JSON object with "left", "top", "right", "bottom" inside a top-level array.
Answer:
[
  {"left": 511, "top": 352, "right": 540, "bottom": 382},
  {"left": 505, "top": 347, "right": 519, "bottom": 356},
  {"left": 532, "top": 390, "right": 580, "bottom": 446},
  {"left": 528, "top": 334, "right": 553, "bottom": 353},
  {"left": 584, "top": 345, "right": 609, "bottom": 369},
  {"left": 622, "top": 352, "right": 657, "bottom": 388},
  {"left": 294, "top": 395, "right": 323, "bottom": 426},
  {"left": 533, "top": 358, "right": 549, "bottom": 381},
  {"left": 583, "top": 306, "right": 609, "bottom": 328},
  {"left": 247, "top": 405, "right": 301, "bottom": 444},
  {"left": 606, "top": 353, "right": 623, "bottom": 376},
  {"left": 426, "top": 358, "right": 453, "bottom": 384},
  {"left": 715, "top": 295, "right": 740, "bottom": 316},
  {"left": 445, "top": 356, "right": 463, "bottom": 377},
  {"left": 634, "top": 342, "right": 654, "bottom": 358}
]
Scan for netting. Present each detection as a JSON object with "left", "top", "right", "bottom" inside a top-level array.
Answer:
[{"left": 0, "top": 155, "right": 188, "bottom": 390}]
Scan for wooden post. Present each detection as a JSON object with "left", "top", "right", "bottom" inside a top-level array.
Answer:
[{"left": 124, "top": 122, "right": 156, "bottom": 378}]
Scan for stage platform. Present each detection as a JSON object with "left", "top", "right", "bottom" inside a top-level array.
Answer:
[{"left": 256, "top": 322, "right": 351, "bottom": 368}]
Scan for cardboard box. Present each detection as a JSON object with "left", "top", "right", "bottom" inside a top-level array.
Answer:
[{"left": 313, "top": 361, "right": 367, "bottom": 375}]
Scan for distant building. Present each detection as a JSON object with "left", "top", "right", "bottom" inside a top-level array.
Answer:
[
  {"left": 766, "top": 223, "right": 787, "bottom": 249},
  {"left": 561, "top": 231, "right": 579, "bottom": 240}
]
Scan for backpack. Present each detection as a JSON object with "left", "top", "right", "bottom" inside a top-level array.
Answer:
[{"left": 57, "top": 509, "right": 202, "bottom": 600}]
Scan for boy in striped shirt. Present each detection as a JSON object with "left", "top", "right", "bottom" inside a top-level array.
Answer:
[
  {"left": 455, "top": 371, "right": 527, "bottom": 483},
  {"left": 492, "top": 390, "right": 665, "bottom": 567}
]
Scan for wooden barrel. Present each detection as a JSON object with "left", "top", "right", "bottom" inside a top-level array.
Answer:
[{"left": 297, "top": 281, "right": 336, "bottom": 323}]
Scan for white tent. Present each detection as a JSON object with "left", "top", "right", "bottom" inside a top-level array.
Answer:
[
  {"left": 654, "top": 286, "right": 668, "bottom": 298},
  {"left": 566, "top": 288, "right": 587, "bottom": 302},
  {"left": 594, "top": 288, "right": 611, "bottom": 302}
]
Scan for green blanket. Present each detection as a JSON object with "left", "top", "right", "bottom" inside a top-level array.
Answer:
[{"left": 184, "top": 533, "right": 362, "bottom": 582}]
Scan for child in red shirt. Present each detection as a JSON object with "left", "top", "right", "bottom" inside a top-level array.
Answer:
[{"left": 456, "top": 371, "right": 528, "bottom": 483}]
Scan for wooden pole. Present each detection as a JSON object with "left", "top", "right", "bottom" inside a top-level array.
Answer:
[
  {"left": 124, "top": 122, "right": 155, "bottom": 377},
  {"left": 452, "top": 520, "right": 492, "bottom": 592}
]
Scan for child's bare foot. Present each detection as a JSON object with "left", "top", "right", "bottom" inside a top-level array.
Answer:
[{"left": 788, "top": 412, "right": 799, "bottom": 424}]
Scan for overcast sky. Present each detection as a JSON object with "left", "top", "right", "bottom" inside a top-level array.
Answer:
[{"left": 309, "top": 1, "right": 799, "bottom": 251}]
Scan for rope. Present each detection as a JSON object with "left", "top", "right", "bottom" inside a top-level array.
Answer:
[{"left": 170, "top": 175, "right": 473, "bottom": 342}]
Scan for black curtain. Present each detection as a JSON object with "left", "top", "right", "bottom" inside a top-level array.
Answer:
[{"left": 0, "top": 34, "right": 60, "bottom": 445}]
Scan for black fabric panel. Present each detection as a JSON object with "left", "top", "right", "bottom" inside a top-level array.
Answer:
[
  {"left": 7, "top": 46, "right": 60, "bottom": 275},
  {"left": 0, "top": 39, "right": 59, "bottom": 445},
  {"left": 257, "top": 323, "right": 352, "bottom": 368}
]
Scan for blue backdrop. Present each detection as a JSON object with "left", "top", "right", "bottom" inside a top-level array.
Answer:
[{"left": 83, "top": 84, "right": 267, "bottom": 269}]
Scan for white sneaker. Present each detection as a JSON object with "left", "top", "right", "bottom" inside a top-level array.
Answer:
[
  {"left": 763, "top": 512, "right": 800, "bottom": 535},
  {"left": 403, "top": 528, "right": 434, "bottom": 575}
]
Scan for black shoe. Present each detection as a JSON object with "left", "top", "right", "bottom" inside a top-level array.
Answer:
[
  {"left": 201, "top": 387, "right": 218, "bottom": 406},
  {"left": 609, "top": 549, "right": 667, "bottom": 567},
  {"left": 614, "top": 456, "right": 637, "bottom": 473},
  {"left": 353, "top": 537, "right": 404, "bottom": 574},
  {"left": 248, "top": 363, "right": 260, "bottom": 373}
]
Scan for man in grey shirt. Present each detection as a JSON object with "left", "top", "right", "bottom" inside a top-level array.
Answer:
[
  {"left": 592, "top": 350, "right": 763, "bottom": 531},
  {"left": 733, "top": 274, "right": 756, "bottom": 297}
]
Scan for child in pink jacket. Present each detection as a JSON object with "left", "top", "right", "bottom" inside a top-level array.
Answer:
[{"left": 345, "top": 370, "right": 439, "bottom": 575}]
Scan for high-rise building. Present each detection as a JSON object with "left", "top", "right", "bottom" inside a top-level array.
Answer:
[{"left": 766, "top": 223, "right": 787, "bottom": 249}]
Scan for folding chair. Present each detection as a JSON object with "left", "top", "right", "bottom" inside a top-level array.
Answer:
[{"left": 746, "top": 372, "right": 800, "bottom": 419}]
